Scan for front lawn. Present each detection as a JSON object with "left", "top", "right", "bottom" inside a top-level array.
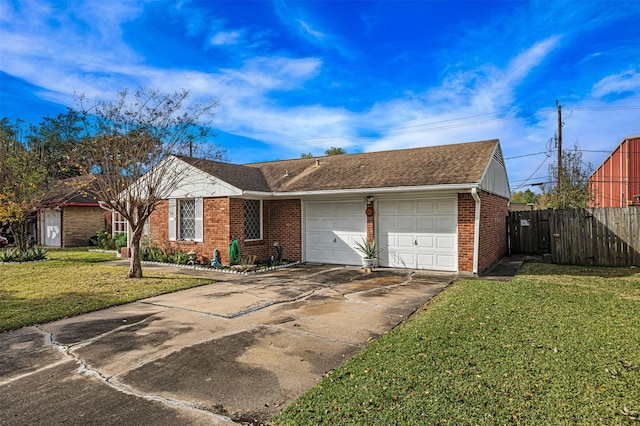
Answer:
[
  {"left": 275, "top": 262, "right": 640, "bottom": 425},
  {"left": 0, "top": 248, "right": 214, "bottom": 332}
]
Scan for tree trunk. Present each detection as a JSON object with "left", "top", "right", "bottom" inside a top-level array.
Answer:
[
  {"left": 11, "top": 222, "right": 30, "bottom": 252},
  {"left": 127, "top": 226, "right": 144, "bottom": 279}
]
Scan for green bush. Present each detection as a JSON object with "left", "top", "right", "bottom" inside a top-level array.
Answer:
[
  {"left": 141, "top": 246, "right": 192, "bottom": 265},
  {"left": 142, "top": 245, "right": 169, "bottom": 263},
  {"left": 0, "top": 246, "right": 48, "bottom": 262},
  {"left": 169, "top": 250, "right": 190, "bottom": 265},
  {"left": 95, "top": 228, "right": 115, "bottom": 250},
  {"left": 114, "top": 233, "right": 128, "bottom": 251}
]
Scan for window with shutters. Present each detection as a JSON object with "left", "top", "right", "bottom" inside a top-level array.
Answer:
[
  {"left": 179, "top": 199, "right": 196, "bottom": 240},
  {"left": 244, "top": 199, "right": 262, "bottom": 241}
]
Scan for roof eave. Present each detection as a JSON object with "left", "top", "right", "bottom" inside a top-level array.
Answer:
[{"left": 243, "top": 182, "right": 481, "bottom": 198}]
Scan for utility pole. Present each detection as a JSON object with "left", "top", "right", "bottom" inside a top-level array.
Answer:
[{"left": 556, "top": 100, "right": 563, "bottom": 188}]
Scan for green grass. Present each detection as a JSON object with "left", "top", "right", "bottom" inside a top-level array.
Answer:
[
  {"left": 275, "top": 262, "right": 640, "bottom": 425},
  {"left": 0, "top": 248, "right": 214, "bottom": 332}
]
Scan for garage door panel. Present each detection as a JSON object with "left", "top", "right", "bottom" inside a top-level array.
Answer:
[
  {"left": 417, "top": 253, "right": 435, "bottom": 268},
  {"left": 378, "top": 198, "right": 457, "bottom": 271},
  {"left": 397, "top": 234, "right": 415, "bottom": 248},
  {"left": 416, "top": 200, "right": 435, "bottom": 213},
  {"left": 417, "top": 235, "right": 434, "bottom": 248},
  {"left": 436, "top": 199, "right": 455, "bottom": 214},
  {"left": 416, "top": 216, "right": 435, "bottom": 231},
  {"left": 305, "top": 201, "right": 365, "bottom": 265},
  {"left": 391, "top": 251, "right": 415, "bottom": 268},
  {"left": 437, "top": 235, "right": 455, "bottom": 249},
  {"left": 436, "top": 217, "right": 456, "bottom": 233},
  {"left": 397, "top": 201, "right": 415, "bottom": 213},
  {"left": 397, "top": 219, "right": 415, "bottom": 232},
  {"left": 437, "top": 255, "right": 456, "bottom": 268}
]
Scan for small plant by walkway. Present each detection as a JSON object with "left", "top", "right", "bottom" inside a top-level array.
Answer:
[
  {"left": 0, "top": 248, "right": 214, "bottom": 332},
  {"left": 275, "top": 262, "right": 640, "bottom": 424}
]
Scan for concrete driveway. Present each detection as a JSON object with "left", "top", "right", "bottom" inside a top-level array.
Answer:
[{"left": 0, "top": 265, "right": 453, "bottom": 425}]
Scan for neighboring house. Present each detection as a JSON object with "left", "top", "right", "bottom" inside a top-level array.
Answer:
[
  {"left": 138, "top": 139, "right": 510, "bottom": 274},
  {"left": 588, "top": 135, "right": 640, "bottom": 207},
  {"left": 508, "top": 203, "right": 535, "bottom": 212},
  {"left": 39, "top": 176, "right": 109, "bottom": 247}
]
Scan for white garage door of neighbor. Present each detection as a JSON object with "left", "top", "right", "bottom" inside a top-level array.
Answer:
[
  {"left": 305, "top": 201, "right": 366, "bottom": 265},
  {"left": 378, "top": 198, "right": 457, "bottom": 271},
  {"left": 43, "top": 209, "right": 62, "bottom": 247}
]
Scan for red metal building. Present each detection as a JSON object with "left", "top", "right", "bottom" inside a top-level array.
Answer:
[{"left": 588, "top": 136, "right": 640, "bottom": 207}]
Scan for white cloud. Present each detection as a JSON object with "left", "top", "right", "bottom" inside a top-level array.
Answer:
[
  {"left": 209, "top": 30, "right": 242, "bottom": 46},
  {"left": 591, "top": 70, "right": 640, "bottom": 97},
  {"left": 297, "top": 19, "right": 326, "bottom": 41}
]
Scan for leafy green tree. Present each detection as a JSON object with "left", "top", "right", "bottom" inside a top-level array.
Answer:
[
  {"left": 539, "top": 144, "right": 592, "bottom": 209},
  {"left": 510, "top": 189, "right": 538, "bottom": 204},
  {"left": 0, "top": 118, "right": 49, "bottom": 251},
  {"left": 26, "top": 108, "right": 86, "bottom": 179},
  {"left": 300, "top": 152, "right": 313, "bottom": 158},
  {"left": 325, "top": 146, "right": 346, "bottom": 155}
]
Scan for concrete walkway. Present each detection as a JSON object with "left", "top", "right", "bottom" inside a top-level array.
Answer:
[{"left": 1, "top": 265, "right": 454, "bottom": 425}]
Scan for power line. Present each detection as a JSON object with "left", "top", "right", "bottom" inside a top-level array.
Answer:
[{"left": 511, "top": 155, "right": 551, "bottom": 190}]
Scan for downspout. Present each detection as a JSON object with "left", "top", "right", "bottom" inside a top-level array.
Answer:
[{"left": 471, "top": 188, "right": 481, "bottom": 275}]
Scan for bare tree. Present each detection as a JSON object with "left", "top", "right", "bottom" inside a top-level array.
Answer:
[
  {"left": 539, "top": 143, "right": 592, "bottom": 209},
  {"left": 73, "top": 88, "right": 221, "bottom": 278}
]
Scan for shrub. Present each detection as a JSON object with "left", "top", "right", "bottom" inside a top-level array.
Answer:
[
  {"left": 0, "top": 246, "right": 47, "bottom": 262},
  {"left": 142, "top": 245, "right": 169, "bottom": 263},
  {"left": 114, "top": 233, "right": 128, "bottom": 251},
  {"left": 169, "top": 250, "right": 190, "bottom": 265},
  {"left": 96, "top": 228, "right": 115, "bottom": 250}
]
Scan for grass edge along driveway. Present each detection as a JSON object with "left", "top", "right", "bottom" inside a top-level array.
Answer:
[
  {"left": 275, "top": 262, "right": 640, "bottom": 425},
  {"left": 0, "top": 248, "right": 214, "bottom": 333}
]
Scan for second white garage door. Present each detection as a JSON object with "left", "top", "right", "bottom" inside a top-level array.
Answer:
[
  {"left": 378, "top": 198, "right": 457, "bottom": 271},
  {"left": 304, "top": 201, "right": 366, "bottom": 265}
]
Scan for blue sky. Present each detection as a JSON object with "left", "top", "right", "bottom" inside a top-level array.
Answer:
[{"left": 1, "top": 0, "right": 639, "bottom": 191}]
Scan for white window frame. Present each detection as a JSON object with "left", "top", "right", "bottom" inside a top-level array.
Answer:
[
  {"left": 244, "top": 199, "right": 263, "bottom": 241},
  {"left": 178, "top": 199, "right": 196, "bottom": 240},
  {"left": 112, "top": 211, "right": 128, "bottom": 236},
  {"left": 169, "top": 197, "right": 203, "bottom": 242}
]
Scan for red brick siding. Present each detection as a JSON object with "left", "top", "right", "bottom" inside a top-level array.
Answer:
[
  {"left": 147, "top": 197, "right": 302, "bottom": 265},
  {"left": 148, "top": 198, "right": 232, "bottom": 264},
  {"left": 477, "top": 191, "right": 508, "bottom": 273},
  {"left": 61, "top": 206, "right": 106, "bottom": 247},
  {"left": 457, "top": 193, "right": 475, "bottom": 272},
  {"left": 366, "top": 202, "right": 375, "bottom": 243},
  {"left": 457, "top": 191, "right": 508, "bottom": 273},
  {"left": 264, "top": 199, "right": 302, "bottom": 261}
]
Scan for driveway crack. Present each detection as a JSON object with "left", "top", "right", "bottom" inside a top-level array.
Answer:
[{"left": 33, "top": 326, "right": 235, "bottom": 424}]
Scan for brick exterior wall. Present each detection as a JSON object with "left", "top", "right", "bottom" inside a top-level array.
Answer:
[
  {"left": 477, "top": 191, "right": 508, "bottom": 273},
  {"left": 147, "top": 197, "right": 302, "bottom": 265},
  {"left": 61, "top": 206, "right": 107, "bottom": 247},
  {"left": 457, "top": 193, "right": 475, "bottom": 272},
  {"left": 366, "top": 202, "right": 375, "bottom": 243},
  {"left": 457, "top": 191, "right": 508, "bottom": 274},
  {"left": 264, "top": 199, "right": 302, "bottom": 262}
]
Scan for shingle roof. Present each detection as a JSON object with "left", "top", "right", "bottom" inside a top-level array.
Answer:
[
  {"left": 41, "top": 175, "right": 102, "bottom": 205},
  {"left": 179, "top": 139, "right": 498, "bottom": 193}
]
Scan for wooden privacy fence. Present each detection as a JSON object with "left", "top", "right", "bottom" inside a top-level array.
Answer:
[{"left": 508, "top": 208, "right": 640, "bottom": 267}]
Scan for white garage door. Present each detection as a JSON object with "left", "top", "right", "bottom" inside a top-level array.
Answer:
[
  {"left": 42, "top": 209, "right": 62, "bottom": 247},
  {"left": 378, "top": 198, "right": 457, "bottom": 271},
  {"left": 305, "top": 201, "right": 366, "bottom": 265}
]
